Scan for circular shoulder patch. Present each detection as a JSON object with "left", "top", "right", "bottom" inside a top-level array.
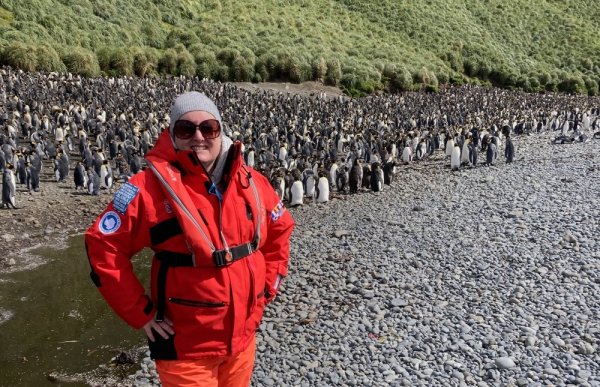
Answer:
[{"left": 99, "top": 211, "right": 122, "bottom": 234}]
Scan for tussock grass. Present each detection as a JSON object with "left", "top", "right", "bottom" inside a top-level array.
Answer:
[
  {"left": 61, "top": 47, "right": 100, "bottom": 77},
  {"left": 0, "top": 0, "right": 599, "bottom": 94}
]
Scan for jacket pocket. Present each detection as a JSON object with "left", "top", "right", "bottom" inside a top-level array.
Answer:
[{"left": 168, "top": 297, "right": 227, "bottom": 308}]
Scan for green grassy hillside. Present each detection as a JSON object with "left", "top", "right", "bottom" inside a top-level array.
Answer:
[{"left": 0, "top": 0, "right": 599, "bottom": 95}]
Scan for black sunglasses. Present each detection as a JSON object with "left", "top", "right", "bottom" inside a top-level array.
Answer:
[{"left": 173, "top": 119, "right": 221, "bottom": 140}]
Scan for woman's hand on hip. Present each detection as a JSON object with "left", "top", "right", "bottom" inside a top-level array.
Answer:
[{"left": 143, "top": 315, "right": 174, "bottom": 342}]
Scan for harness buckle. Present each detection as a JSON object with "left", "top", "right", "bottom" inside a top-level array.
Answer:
[
  {"left": 224, "top": 250, "right": 233, "bottom": 264},
  {"left": 212, "top": 243, "right": 254, "bottom": 267}
]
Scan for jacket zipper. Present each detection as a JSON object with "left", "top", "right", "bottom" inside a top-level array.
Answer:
[
  {"left": 246, "top": 258, "right": 257, "bottom": 311},
  {"left": 168, "top": 297, "right": 227, "bottom": 308}
]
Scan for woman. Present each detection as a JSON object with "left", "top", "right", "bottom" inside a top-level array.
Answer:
[{"left": 85, "top": 92, "right": 295, "bottom": 386}]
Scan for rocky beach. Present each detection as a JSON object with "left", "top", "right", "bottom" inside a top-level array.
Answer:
[
  {"left": 1, "top": 73, "right": 599, "bottom": 386},
  {"left": 55, "top": 130, "right": 599, "bottom": 386}
]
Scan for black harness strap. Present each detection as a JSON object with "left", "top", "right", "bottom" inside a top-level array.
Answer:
[
  {"left": 155, "top": 261, "right": 169, "bottom": 322},
  {"left": 155, "top": 251, "right": 195, "bottom": 266},
  {"left": 154, "top": 251, "right": 194, "bottom": 322},
  {"left": 212, "top": 242, "right": 256, "bottom": 267},
  {"left": 153, "top": 244, "right": 255, "bottom": 321},
  {"left": 150, "top": 218, "right": 183, "bottom": 245}
]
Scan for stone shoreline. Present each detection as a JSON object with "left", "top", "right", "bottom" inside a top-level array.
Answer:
[{"left": 74, "top": 132, "right": 600, "bottom": 386}]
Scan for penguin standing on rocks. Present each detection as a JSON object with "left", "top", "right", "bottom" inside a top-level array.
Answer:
[
  {"left": 29, "top": 148, "right": 42, "bottom": 174},
  {"left": 445, "top": 135, "right": 455, "bottom": 156},
  {"left": 53, "top": 156, "right": 61, "bottom": 182},
  {"left": 16, "top": 152, "right": 27, "bottom": 184},
  {"left": 461, "top": 135, "right": 471, "bottom": 165},
  {"left": 87, "top": 168, "right": 101, "bottom": 195},
  {"left": 64, "top": 134, "right": 73, "bottom": 153},
  {"left": 0, "top": 149, "right": 5, "bottom": 171},
  {"left": 480, "top": 132, "right": 489, "bottom": 151},
  {"left": 415, "top": 139, "right": 427, "bottom": 160},
  {"left": 382, "top": 159, "right": 396, "bottom": 185},
  {"left": 100, "top": 160, "right": 113, "bottom": 190},
  {"left": 57, "top": 150, "right": 69, "bottom": 182},
  {"left": 283, "top": 170, "right": 294, "bottom": 203},
  {"left": 335, "top": 164, "right": 348, "bottom": 194},
  {"left": 348, "top": 158, "right": 361, "bottom": 193},
  {"left": 303, "top": 168, "right": 316, "bottom": 199},
  {"left": 2, "top": 163, "right": 17, "bottom": 208},
  {"left": 272, "top": 171, "right": 285, "bottom": 202},
  {"left": 490, "top": 132, "right": 501, "bottom": 151},
  {"left": 361, "top": 162, "right": 371, "bottom": 189},
  {"left": 329, "top": 160, "right": 339, "bottom": 189},
  {"left": 450, "top": 143, "right": 461, "bottom": 171},
  {"left": 370, "top": 162, "right": 383, "bottom": 192},
  {"left": 486, "top": 137, "right": 498, "bottom": 166},
  {"left": 289, "top": 170, "right": 304, "bottom": 207},
  {"left": 92, "top": 148, "right": 103, "bottom": 176},
  {"left": 129, "top": 151, "right": 142, "bottom": 175},
  {"left": 26, "top": 162, "right": 39, "bottom": 193},
  {"left": 402, "top": 143, "right": 412, "bottom": 164},
  {"left": 467, "top": 139, "right": 478, "bottom": 167},
  {"left": 74, "top": 161, "right": 87, "bottom": 190},
  {"left": 278, "top": 143, "right": 288, "bottom": 169},
  {"left": 108, "top": 139, "right": 118, "bottom": 160},
  {"left": 245, "top": 146, "right": 255, "bottom": 168},
  {"left": 315, "top": 170, "right": 330, "bottom": 204},
  {"left": 503, "top": 126, "right": 515, "bottom": 163}
]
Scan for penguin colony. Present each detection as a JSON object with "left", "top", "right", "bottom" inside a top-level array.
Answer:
[{"left": 1, "top": 67, "right": 600, "bottom": 210}]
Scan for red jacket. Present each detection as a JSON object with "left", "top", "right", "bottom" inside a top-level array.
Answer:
[{"left": 85, "top": 130, "right": 294, "bottom": 359}]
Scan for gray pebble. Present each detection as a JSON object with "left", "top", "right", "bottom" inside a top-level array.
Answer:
[{"left": 495, "top": 357, "right": 516, "bottom": 369}]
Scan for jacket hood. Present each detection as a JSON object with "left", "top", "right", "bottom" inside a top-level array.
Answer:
[
  {"left": 146, "top": 129, "right": 177, "bottom": 163},
  {"left": 146, "top": 128, "right": 240, "bottom": 184}
]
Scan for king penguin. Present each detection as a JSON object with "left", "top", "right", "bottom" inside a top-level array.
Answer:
[
  {"left": 26, "top": 162, "right": 39, "bottom": 193},
  {"left": 54, "top": 156, "right": 61, "bottom": 182},
  {"left": 2, "top": 163, "right": 17, "bottom": 208},
  {"left": 486, "top": 138, "right": 498, "bottom": 166},
  {"left": 303, "top": 168, "right": 316, "bottom": 199},
  {"left": 274, "top": 172, "right": 285, "bottom": 201},
  {"left": 370, "top": 162, "right": 383, "bottom": 192},
  {"left": 361, "top": 163, "right": 371, "bottom": 189},
  {"left": 450, "top": 143, "right": 461, "bottom": 171},
  {"left": 382, "top": 159, "right": 396, "bottom": 185},
  {"left": 335, "top": 165, "right": 348, "bottom": 193},
  {"left": 348, "top": 158, "right": 361, "bottom": 193},
  {"left": 100, "top": 160, "right": 113, "bottom": 190},
  {"left": 445, "top": 135, "right": 455, "bottom": 156},
  {"left": 329, "top": 161, "right": 339, "bottom": 189},
  {"left": 316, "top": 171, "right": 330, "bottom": 204},
  {"left": 415, "top": 140, "right": 427, "bottom": 160},
  {"left": 402, "top": 145, "right": 412, "bottom": 164},
  {"left": 461, "top": 136, "right": 471, "bottom": 165},
  {"left": 74, "top": 161, "right": 87, "bottom": 190},
  {"left": 245, "top": 147, "right": 255, "bottom": 168},
  {"left": 289, "top": 170, "right": 304, "bottom": 207},
  {"left": 87, "top": 168, "right": 101, "bottom": 195}
]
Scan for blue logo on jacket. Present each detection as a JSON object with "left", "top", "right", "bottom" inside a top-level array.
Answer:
[{"left": 99, "top": 211, "right": 121, "bottom": 234}]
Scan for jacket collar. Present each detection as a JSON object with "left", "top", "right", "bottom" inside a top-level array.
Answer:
[{"left": 146, "top": 129, "right": 243, "bottom": 182}]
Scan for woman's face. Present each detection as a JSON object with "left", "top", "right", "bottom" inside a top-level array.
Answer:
[{"left": 174, "top": 111, "right": 222, "bottom": 171}]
